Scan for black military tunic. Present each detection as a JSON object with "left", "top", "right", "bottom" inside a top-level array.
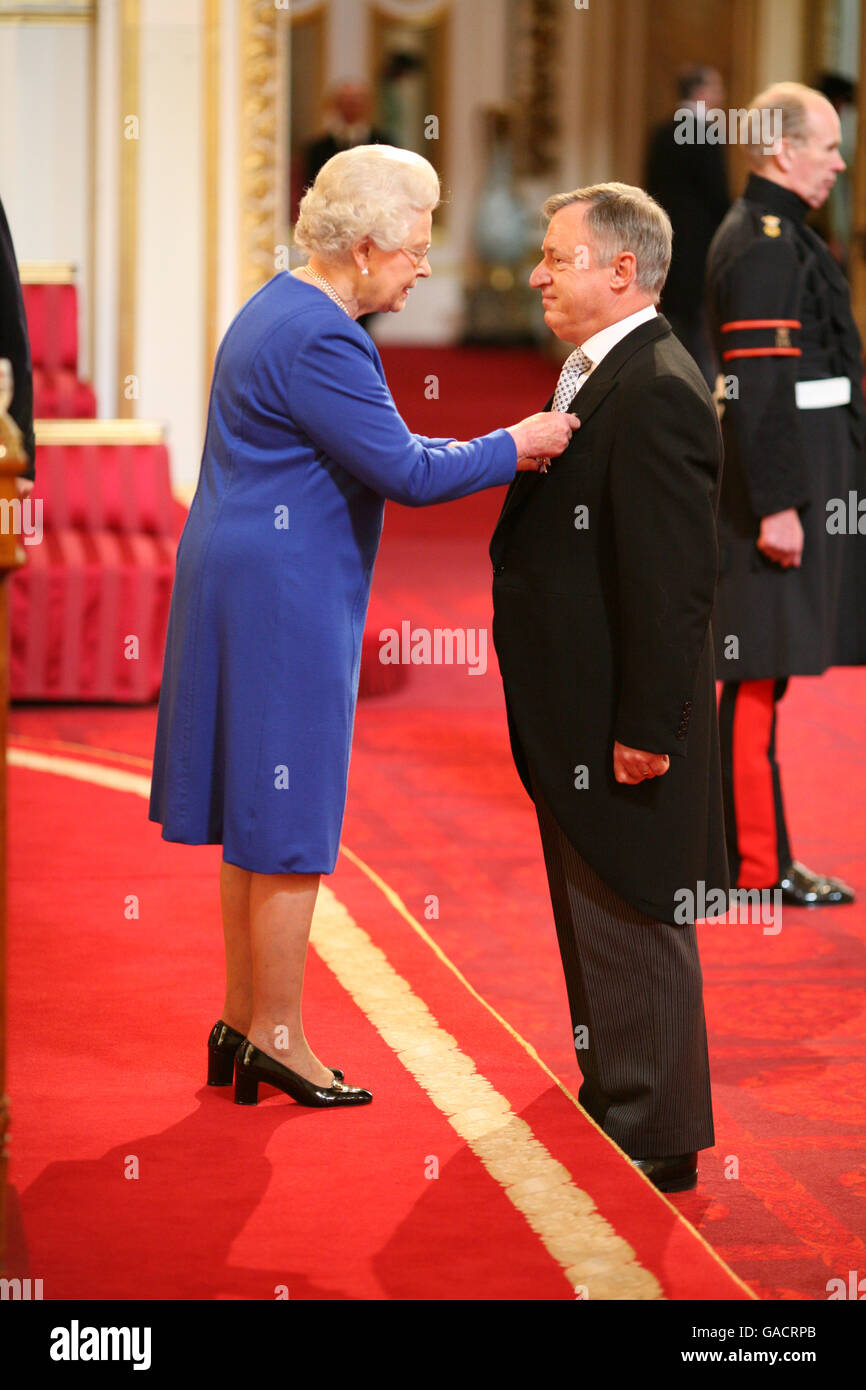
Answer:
[{"left": 706, "top": 172, "right": 866, "bottom": 681}]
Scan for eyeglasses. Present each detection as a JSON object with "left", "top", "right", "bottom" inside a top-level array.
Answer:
[{"left": 399, "top": 243, "right": 432, "bottom": 268}]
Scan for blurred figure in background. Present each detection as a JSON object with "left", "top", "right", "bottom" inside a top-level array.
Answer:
[
  {"left": 379, "top": 50, "right": 428, "bottom": 155},
  {"left": 646, "top": 63, "right": 730, "bottom": 384},
  {"left": 303, "top": 82, "right": 391, "bottom": 189},
  {"left": 301, "top": 83, "right": 394, "bottom": 333}
]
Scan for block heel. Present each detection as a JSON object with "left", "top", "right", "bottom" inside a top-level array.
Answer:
[{"left": 234, "top": 1062, "right": 260, "bottom": 1106}]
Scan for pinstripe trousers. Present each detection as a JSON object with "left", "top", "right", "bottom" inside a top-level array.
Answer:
[{"left": 531, "top": 775, "right": 715, "bottom": 1157}]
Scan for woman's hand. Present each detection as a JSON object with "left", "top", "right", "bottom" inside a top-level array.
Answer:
[{"left": 507, "top": 412, "right": 580, "bottom": 470}]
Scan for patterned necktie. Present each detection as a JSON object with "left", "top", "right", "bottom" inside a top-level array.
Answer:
[{"left": 551, "top": 346, "right": 594, "bottom": 412}]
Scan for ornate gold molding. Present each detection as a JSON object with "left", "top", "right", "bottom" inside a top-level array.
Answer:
[
  {"left": 239, "top": 1, "right": 284, "bottom": 305},
  {"left": 369, "top": 1, "right": 450, "bottom": 221},
  {"left": 203, "top": 0, "right": 219, "bottom": 416}
]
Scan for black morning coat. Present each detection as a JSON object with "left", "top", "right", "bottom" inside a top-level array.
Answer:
[
  {"left": 490, "top": 314, "right": 730, "bottom": 925},
  {"left": 706, "top": 173, "right": 866, "bottom": 681}
]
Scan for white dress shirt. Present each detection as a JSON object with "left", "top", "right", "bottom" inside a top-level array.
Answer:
[{"left": 572, "top": 304, "right": 658, "bottom": 394}]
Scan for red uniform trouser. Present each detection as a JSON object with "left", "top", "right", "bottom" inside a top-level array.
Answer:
[{"left": 717, "top": 678, "right": 792, "bottom": 889}]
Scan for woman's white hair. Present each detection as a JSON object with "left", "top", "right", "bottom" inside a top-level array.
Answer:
[{"left": 294, "top": 145, "right": 440, "bottom": 258}]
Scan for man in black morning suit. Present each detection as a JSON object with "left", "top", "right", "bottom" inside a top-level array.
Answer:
[{"left": 490, "top": 183, "right": 729, "bottom": 1193}]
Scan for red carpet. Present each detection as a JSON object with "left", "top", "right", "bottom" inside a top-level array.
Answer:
[
  {"left": 6, "top": 347, "right": 865, "bottom": 1300},
  {"left": 6, "top": 732, "right": 747, "bottom": 1300}
]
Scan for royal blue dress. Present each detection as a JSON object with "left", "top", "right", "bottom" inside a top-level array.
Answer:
[{"left": 148, "top": 273, "right": 517, "bottom": 873}]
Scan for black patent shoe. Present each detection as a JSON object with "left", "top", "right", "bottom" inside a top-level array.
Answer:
[
  {"left": 207, "top": 1020, "right": 344, "bottom": 1087},
  {"left": 776, "top": 861, "right": 855, "bottom": 907},
  {"left": 632, "top": 1152, "right": 698, "bottom": 1193},
  {"left": 233, "top": 1039, "right": 372, "bottom": 1108}
]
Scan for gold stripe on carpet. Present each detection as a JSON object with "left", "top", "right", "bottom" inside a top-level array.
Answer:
[
  {"left": 9, "top": 747, "right": 152, "bottom": 797},
  {"left": 312, "top": 884, "right": 661, "bottom": 1299},
  {"left": 340, "top": 842, "right": 758, "bottom": 1300}
]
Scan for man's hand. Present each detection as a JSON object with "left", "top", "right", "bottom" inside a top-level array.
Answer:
[
  {"left": 613, "top": 741, "right": 670, "bottom": 785},
  {"left": 756, "top": 507, "right": 803, "bottom": 568}
]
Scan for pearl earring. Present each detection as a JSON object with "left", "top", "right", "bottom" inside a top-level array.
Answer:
[{"left": 361, "top": 267, "right": 369, "bottom": 276}]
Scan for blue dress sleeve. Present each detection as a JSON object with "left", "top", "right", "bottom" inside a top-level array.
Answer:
[{"left": 285, "top": 320, "right": 517, "bottom": 507}]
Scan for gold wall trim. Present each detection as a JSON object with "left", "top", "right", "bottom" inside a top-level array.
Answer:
[
  {"left": 727, "top": 0, "right": 761, "bottom": 195},
  {"left": 18, "top": 261, "right": 77, "bottom": 284},
  {"left": 0, "top": 7, "right": 93, "bottom": 22},
  {"left": 369, "top": 0, "right": 450, "bottom": 19},
  {"left": 369, "top": 2, "right": 450, "bottom": 227},
  {"left": 35, "top": 418, "right": 165, "bottom": 445},
  {"left": 118, "top": 0, "right": 139, "bottom": 420},
  {"left": 239, "top": 0, "right": 283, "bottom": 304},
  {"left": 802, "top": 0, "right": 828, "bottom": 77},
  {"left": 203, "top": 0, "right": 219, "bottom": 416},
  {"left": 87, "top": 5, "right": 96, "bottom": 393},
  {"left": 288, "top": 0, "right": 326, "bottom": 226}
]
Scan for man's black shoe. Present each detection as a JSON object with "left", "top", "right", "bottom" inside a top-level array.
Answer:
[
  {"left": 631, "top": 1152, "right": 698, "bottom": 1193},
  {"left": 777, "top": 861, "right": 855, "bottom": 906}
]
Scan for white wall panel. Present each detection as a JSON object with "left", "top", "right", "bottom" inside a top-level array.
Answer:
[
  {"left": 136, "top": 0, "right": 203, "bottom": 489},
  {"left": 0, "top": 19, "right": 92, "bottom": 372}
]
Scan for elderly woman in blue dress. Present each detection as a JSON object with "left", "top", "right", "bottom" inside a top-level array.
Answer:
[{"left": 149, "top": 145, "right": 577, "bottom": 1109}]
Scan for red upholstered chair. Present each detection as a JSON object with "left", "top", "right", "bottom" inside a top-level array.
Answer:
[
  {"left": 31, "top": 366, "right": 97, "bottom": 419},
  {"left": 10, "top": 421, "right": 179, "bottom": 702},
  {"left": 19, "top": 264, "right": 98, "bottom": 419}
]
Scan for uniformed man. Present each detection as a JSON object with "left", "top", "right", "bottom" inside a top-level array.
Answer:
[{"left": 706, "top": 81, "right": 866, "bottom": 906}]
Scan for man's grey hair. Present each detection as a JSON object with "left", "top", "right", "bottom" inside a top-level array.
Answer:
[
  {"left": 542, "top": 182, "right": 672, "bottom": 301},
  {"left": 745, "top": 81, "right": 826, "bottom": 166}
]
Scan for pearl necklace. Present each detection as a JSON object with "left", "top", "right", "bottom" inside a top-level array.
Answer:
[{"left": 297, "top": 265, "right": 352, "bottom": 317}]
